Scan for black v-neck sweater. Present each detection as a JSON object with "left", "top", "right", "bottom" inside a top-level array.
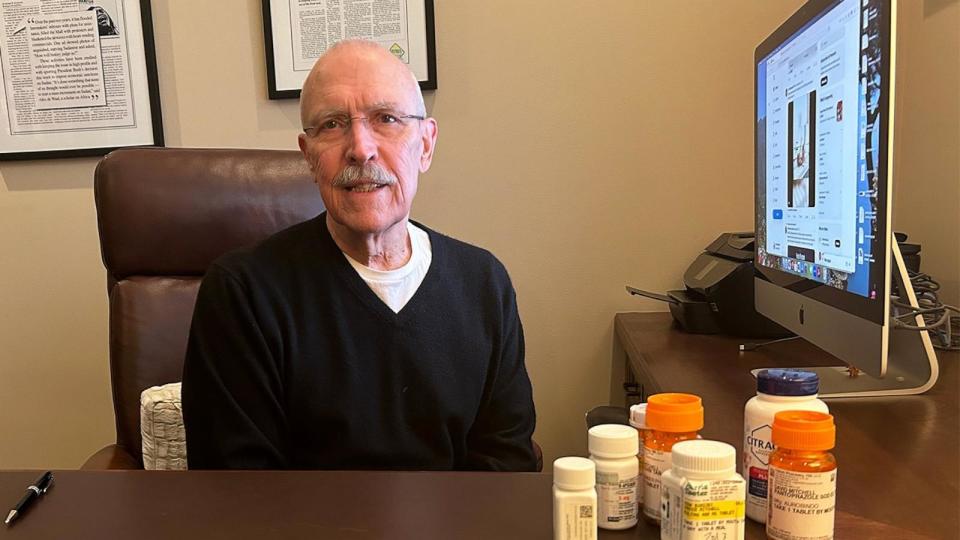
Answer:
[{"left": 182, "top": 214, "right": 537, "bottom": 471}]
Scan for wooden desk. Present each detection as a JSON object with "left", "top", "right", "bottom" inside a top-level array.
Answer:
[
  {"left": 0, "top": 470, "right": 553, "bottom": 540},
  {"left": 0, "top": 469, "right": 935, "bottom": 540},
  {"left": 612, "top": 312, "right": 959, "bottom": 540}
]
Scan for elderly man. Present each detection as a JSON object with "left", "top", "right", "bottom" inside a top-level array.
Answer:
[{"left": 181, "top": 40, "right": 537, "bottom": 471}]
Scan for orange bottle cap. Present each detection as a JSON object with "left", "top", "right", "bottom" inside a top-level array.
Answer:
[
  {"left": 772, "top": 410, "right": 836, "bottom": 450},
  {"left": 645, "top": 393, "right": 704, "bottom": 433}
]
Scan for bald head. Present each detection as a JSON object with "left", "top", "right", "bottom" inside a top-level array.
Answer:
[{"left": 300, "top": 40, "right": 425, "bottom": 129}]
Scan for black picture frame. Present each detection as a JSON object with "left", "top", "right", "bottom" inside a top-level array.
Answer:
[
  {"left": 0, "top": 0, "right": 164, "bottom": 161},
  {"left": 262, "top": 0, "right": 436, "bottom": 100}
]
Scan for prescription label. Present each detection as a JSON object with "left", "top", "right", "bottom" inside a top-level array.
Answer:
[
  {"left": 767, "top": 467, "right": 836, "bottom": 540},
  {"left": 662, "top": 477, "right": 745, "bottom": 540},
  {"left": 642, "top": 448, "right": 669, "bottom": 520}
]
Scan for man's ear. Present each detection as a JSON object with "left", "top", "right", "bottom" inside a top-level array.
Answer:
[
  {"left": 298, "top": 133, "right": 312, "bottom": 168},
  {"left": 297, "top": 132, "right": 313, "bottom": 162},
  {"left": 419, "top": 118, "right": 438, "bottom": 173}
]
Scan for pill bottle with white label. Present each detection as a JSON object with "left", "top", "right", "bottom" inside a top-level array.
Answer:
[
  {"left": 588, "top": 424, "right": 639, "bottom": 530},
  {"left": 743, "top": 369, "right": 828, "bottom": 523},
  {"left": 553, "top": 456, "right": 598, "bottom": 540},
  {"left": 642, "top": 393, "right": 703, "bottom": 524},
  {"left": 661, "top": 439, "right": 746, "bottom": 540},
  {"left": 766, "top": 411, "right": 837, "bottom": 540},
  {"left": 628, "top": 403, "right": 648, "bottom": 507}
]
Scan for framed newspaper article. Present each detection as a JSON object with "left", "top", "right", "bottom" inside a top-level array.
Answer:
[
  {"left": 262, "top": 0, "right": 437, "bottom": 100},
  {"left": 0, "top": 0, "right": 163, "bottom": 161}
]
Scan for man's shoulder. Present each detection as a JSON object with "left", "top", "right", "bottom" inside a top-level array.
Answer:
[{"left": 417, "top": 222, "right": 511, "bottom": 284}]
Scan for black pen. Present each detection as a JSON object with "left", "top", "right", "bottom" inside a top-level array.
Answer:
[{"left": 4, "top": 471, "right": 53, "bottom": 525}]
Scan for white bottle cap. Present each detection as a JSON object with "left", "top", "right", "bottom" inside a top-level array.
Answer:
[
  {"left": 553, "top": 457, "right": 596, "bottom": 490},
  {"left": 588, "top": 424, "right": 639, "bottom": 458},
  {"left": 629, "top": 403, "right": 647, "bottom": 430},
  {"left": 669, "top": 440, "right": 736, "bottom": 477}
]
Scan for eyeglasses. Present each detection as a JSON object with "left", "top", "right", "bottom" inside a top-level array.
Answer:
[{"left": 303, "top": 110, "right": 424, "bottom": 142}]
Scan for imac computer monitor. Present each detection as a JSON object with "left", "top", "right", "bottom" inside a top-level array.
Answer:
[{"left": 754, "top": 0, "right": 937, "bottom": 397}]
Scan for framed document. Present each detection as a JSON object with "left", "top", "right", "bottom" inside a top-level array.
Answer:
[
  {"left": 262, "top": 0, "right": 436, "bottom": 100},
  {"left": 0, "top": 0, "right": 163, "bottom": 161}
]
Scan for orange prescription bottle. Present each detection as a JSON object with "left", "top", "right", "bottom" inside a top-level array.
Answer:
[
  {"left": 766, "top": 411, "right": 837, "bottom": 540},
  {"left": 641, "top": 393, "right": 704, "bottom": 523}
]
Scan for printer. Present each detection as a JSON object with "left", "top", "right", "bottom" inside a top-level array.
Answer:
[{"left": 628, "top": 232, "right": 791, "bottom": 338}]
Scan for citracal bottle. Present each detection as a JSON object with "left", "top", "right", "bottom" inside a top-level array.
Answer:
[{"left": 743, "top": 369, "right": 828, "bottom": 523}]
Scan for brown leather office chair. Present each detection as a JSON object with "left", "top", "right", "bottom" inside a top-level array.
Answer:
[
  {"left": 83, "top": 147, "right": 543, "bottom": 472},
  {"left": 83, "top": 147, "right": 323, "bottom": 469}
]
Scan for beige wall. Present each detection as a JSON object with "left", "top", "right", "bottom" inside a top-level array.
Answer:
[
  {"left": 0, "top": 0, "right": 956, "bottom": 469},
  {"left": 893, "top": 0, "right": 960, "bottom": 306}
]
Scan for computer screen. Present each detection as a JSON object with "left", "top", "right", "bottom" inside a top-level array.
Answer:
[
  {"left": 753, "top": 0, "right": 938, "bottom": 397},
  {"left": 755, "top": 0, "right": 889, "bottom": 325}
]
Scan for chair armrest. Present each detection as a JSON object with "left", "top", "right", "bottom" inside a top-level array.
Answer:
[{"left": 81, "top": 444, "right": 141, "bottom": 470}]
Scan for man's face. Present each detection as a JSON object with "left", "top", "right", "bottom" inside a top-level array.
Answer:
[{"left": 298, "top": 47, "right": 437, "bottom": 237}]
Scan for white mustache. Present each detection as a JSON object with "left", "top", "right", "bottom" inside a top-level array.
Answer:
[{"left": 332, "top": 164, "right": 398, "bottom": 188}]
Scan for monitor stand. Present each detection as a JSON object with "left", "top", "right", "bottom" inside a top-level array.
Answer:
[{"left": 752, "top": 240, "right": 940, "bottom": 398}]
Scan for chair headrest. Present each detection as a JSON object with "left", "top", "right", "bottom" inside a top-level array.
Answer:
[{"left": 95, "top": 147, "right": 324, "bottom": 279}]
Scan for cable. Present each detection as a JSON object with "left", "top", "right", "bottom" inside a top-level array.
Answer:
[
  {"left": 891, "top": 270, "right": 960, "bottom": 351},
  {"left": 739, "top": 335, "right": 801, "bottom": 352}
]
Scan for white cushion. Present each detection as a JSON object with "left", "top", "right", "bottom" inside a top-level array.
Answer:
[{"left": 140, "top": 382, "right": 187, "bottom": 470}]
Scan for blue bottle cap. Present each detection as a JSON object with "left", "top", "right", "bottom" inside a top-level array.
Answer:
[{"left": 756, "top": 369, "right": 820, "bottom": 396}]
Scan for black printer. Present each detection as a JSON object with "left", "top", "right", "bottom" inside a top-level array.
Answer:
[{"left": 628, "top": 232, "right": 791, "bottom": 338}]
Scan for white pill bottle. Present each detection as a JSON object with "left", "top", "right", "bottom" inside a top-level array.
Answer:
[
  {"left": 588, "top": 424, "right": 639, "bottom": 530},
  {"left": 743, "top": 369, "right": 828, "bottom": 523},
  {"left": 661, "top": 439, "right": 746, "bottom": 540},
  {"left": 628, "top": 403, "right": 648, "bottom": 508},
  {"left": 553, "top": 457, "right": 598, "bottom": 540}
]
